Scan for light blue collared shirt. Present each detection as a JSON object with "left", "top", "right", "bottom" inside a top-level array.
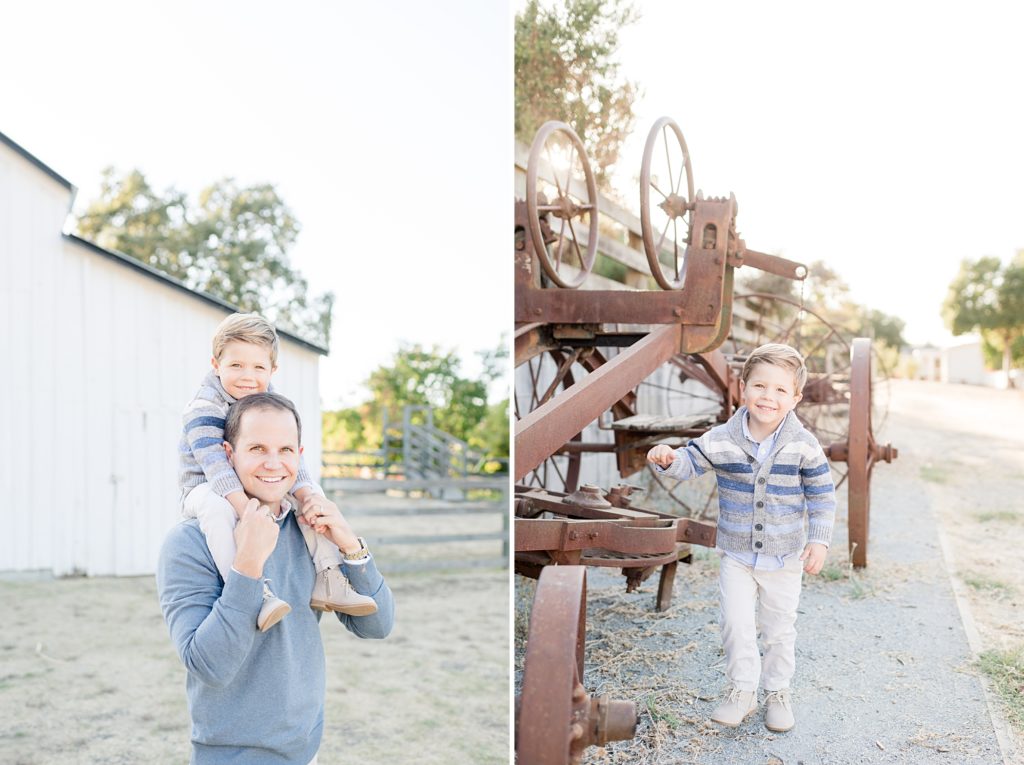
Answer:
[{"left": 720, "top": 414, "right": 792, "bottom": 571}]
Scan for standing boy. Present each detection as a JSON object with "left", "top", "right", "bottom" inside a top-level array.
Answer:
[{"left": 647, "top": 343, "right": 835, "bottom": 732}]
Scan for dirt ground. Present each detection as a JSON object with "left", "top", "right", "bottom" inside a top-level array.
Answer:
[
  {"left": 515, "top": 378, "right": 1024, "bottom": 764},
  {"left": 884, "top": 380, "right": 1024, "bottom": 656},
  {"left": 0, "top": 565, "right": 509, "bottom": 764}
]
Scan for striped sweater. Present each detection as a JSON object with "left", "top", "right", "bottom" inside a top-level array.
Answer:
[
  {"left": 178, "top": 371, "right": 314, "bottom": 500},
  {"left": 658, "top": 407, "right": 835, "bottom": 556}
]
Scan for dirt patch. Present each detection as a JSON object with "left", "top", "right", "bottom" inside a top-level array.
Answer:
[{"left": 0, "top": 567, "right": 508, "bottom": 765}]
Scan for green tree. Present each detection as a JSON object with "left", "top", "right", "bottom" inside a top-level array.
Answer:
[
  {"left": 515, "top": 0, "right": 640, "bottom": 188},
  {"left": 322, "top": 342, "right": 509, "bottom": 463},
  {"left": 943, "top": 254, "right": 1024, "bottom": 385},
  {"left": 76, "top": 168, "right": 333, "bottom": 347}
]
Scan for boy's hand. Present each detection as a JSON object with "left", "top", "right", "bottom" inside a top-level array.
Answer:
[
  {"left": 299, "top": 495, "right": 361, "bottom": 555},
  {"left": 799, "top": 542, "right": 828, "bottom": 575},
  {"left": 226, "top": 491, "right": 250, "bottom": 521},
  {"left": 647, "top": 444, "right": 677, "bottom": 469},
  {"left": 233, "top": 499, "right": 281, "bottom": 578}
]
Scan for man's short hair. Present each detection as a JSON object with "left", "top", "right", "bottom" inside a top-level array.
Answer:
[
  {"left": 740, "top": 343, "right": 808, "bottom": 394},
  {"left": 224, "top": 392, "right": 302, "bottom": 447},
  {"left": 212, "top": 313, "right": 280, "bottom": 365}
]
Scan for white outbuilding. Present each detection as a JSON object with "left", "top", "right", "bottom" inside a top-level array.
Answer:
[{"left": 0, "top": 130, "right": 326, "bottom": 577}]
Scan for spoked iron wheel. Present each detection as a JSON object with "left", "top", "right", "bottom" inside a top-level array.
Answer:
[
  {"left": 640, "top": 116, "right": 695, "bottom": 290},
  {"left": 514, "top": 347, "right": 586, "bottom": 493},
  {"left": 845, "top": 338, "right": 897, "bottom": 567},
  {"left": 517, "top": 566, "right": 637, "bottom": 765},
  {"left": 526, "top": 121, "right": 599, "bottom": 289},
  {"left": 727, "top": 292, "right": 856, "bottom": 489}
]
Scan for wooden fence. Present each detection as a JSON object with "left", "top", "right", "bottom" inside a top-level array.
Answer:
[{"left": 322, "top": 476, "right": 509, "bottom": 574}]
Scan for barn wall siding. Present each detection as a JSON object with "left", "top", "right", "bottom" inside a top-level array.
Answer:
[{"left": 0, "top": 139, "right": 323, "bottom": 577}]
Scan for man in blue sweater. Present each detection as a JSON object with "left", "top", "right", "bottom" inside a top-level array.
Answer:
[{"left": 157, "top": 392, "right": 395, "bottom": 764}]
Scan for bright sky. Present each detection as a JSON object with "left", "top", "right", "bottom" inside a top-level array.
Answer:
[
  {"left": 0, "top": 1, "right": 510, "bottom": 409},
  {"left": 608, "top": 2, "right": 1024, "bottom": 347},
  {"left": 514, "top": 0, "right": 1024, "bottom": 348}
]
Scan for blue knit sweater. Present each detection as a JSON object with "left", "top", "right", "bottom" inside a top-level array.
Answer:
[
  {"left": 156, "top": 512, "right": 394, "bottom": 764},
  {"left": 657, "top": 407, "right": 836, "bottom": 556}
]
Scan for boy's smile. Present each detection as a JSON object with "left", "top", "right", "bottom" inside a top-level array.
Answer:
[
  {"left": 212, "top": 340, "right": 277, "bottom": 400},
  {"left": 740, "top": 362, "right": 802, "bottom": 441}
]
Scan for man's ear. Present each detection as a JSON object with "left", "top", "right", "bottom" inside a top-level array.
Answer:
[
  {"left": 224, "top": 441, "right": 234, "bottom": 465},
  {"left": 299, "top": 445, "right": 304, "bottom": 456}
]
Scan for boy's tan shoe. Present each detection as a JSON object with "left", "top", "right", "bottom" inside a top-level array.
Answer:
[
  {"left": 710, "top": 688, "right": 758, "bottom": 727},
  {"left": 764, "top": 689, "right": 795, "bottom": 732},
  {"left": 311, "top": 566, "right": 378, "bottom": 616},
  {"left": 258, "top": 585, "right": 291, "bottom": 632}
]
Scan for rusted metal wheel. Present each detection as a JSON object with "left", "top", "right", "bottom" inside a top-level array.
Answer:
[
  {"left": 517, "top": 566, "right": 637, "bottom": 764},
  {"left": 728, "top": 292, "right": 855, "bottom": 487},
  {"left": 514, "top": 347, "right": 586, "bottom": 493},
  {"left": 640, "top": 117, "right": 695, "bottom": 290},
  {"left": 847, "top": 338, "right": 874, "bottom": 567},
  {"left": 526, "top": 122, "right": 599, "bottom": 289}
]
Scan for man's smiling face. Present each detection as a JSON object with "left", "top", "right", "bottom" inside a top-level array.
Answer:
[{"left": 224, "top": 406, "right": 302, "bottom": 505}]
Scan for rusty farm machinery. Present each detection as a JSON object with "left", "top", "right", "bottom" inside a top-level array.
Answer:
[{"left": 513, "top": 118, "right": 898, "bottom": 764}]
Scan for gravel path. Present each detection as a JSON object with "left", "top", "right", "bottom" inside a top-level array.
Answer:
[{"left": 516, "top": 380, "right": 1014, "bottom": 765}]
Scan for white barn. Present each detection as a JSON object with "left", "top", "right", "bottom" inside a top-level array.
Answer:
[{"left": 0, "top": 130, "right": 327, "bottom": 577}]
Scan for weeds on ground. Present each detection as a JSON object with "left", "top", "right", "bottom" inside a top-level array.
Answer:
[
  {"left": 974, "top": 510, "right": 1020, "bottom": 524},
  {"left": 963, "top": 574, "right": 1014, "bottom": 597},
  {"left": 816, "top": 547, "right": 874, "bottom": 599},
  {"left": 977, "top": 649, "right": 1024, "bottom": 730},
  {"left": 919, "top": 464, "right": 948, "bottom": 484},
  {"left": 644, "top": 696, "right": 682, "bottom": 730}
]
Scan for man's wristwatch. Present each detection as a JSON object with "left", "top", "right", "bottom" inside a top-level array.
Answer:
[{"left": 344, "top": 537, "right": 370, "bottom": 561}]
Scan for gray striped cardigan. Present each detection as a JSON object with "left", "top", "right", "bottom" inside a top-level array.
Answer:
[
  {"left": 178, "top": 371, "right": 314, "bottom": 501},
  {"left": 658, "top": 407, "right": 835, "bottom": 556}
]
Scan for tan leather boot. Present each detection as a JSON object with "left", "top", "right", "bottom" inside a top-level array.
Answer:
[
  {"left": 310, "top": 567, "right": 378, "bottom": 616},
  {"left": 258, "top": 583, "right": 291, "bottom": 632},
  {"left": 764, "top": 689, "right": 795, "bottom": 732},
  {"left": 710, "top": 688, "right": 758, "bottom": 727}
]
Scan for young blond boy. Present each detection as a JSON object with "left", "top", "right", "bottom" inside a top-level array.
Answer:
[
  {"left": 178, "top": 312, "right": 376, "bottom": 631},
  {"left": 647, "top": 343, "right": 835, "bottom": 732}
]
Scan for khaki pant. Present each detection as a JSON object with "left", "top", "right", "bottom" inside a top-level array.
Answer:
[
  {"left": 182, "top": 483, "right": 342, "bottom": 580},
  {"left": 718, "top": 552, "right": 803, "bottom": 692}
]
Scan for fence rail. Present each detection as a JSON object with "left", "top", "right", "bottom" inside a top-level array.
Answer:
[{"left": 324, "top": 476, "right": 509, "bottom": 574}]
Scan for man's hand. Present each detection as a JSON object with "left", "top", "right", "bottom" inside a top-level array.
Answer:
[
  {"left": 647, "top": 444, "right": 677, "bottom": 468},
  {"left": 799, "top": 542, "right": 828, "bottom": 575},
  {"left": 298, "top": 494, "right": 361, "bottom": 555},
  {"left": 233, "top": 499, "right": 281, "bottom": 578}
]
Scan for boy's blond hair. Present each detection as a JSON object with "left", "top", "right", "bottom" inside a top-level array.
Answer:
[
  {"left": 740, "top": 343, "right": 808, "bottom": 394},
  {"left": 211, "top": 313, "right": 279, "bottom": 365}
]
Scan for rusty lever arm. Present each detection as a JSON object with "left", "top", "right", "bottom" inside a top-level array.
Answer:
[{"left": 732, "top": 246, "right": 807, "bottom": 281}]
